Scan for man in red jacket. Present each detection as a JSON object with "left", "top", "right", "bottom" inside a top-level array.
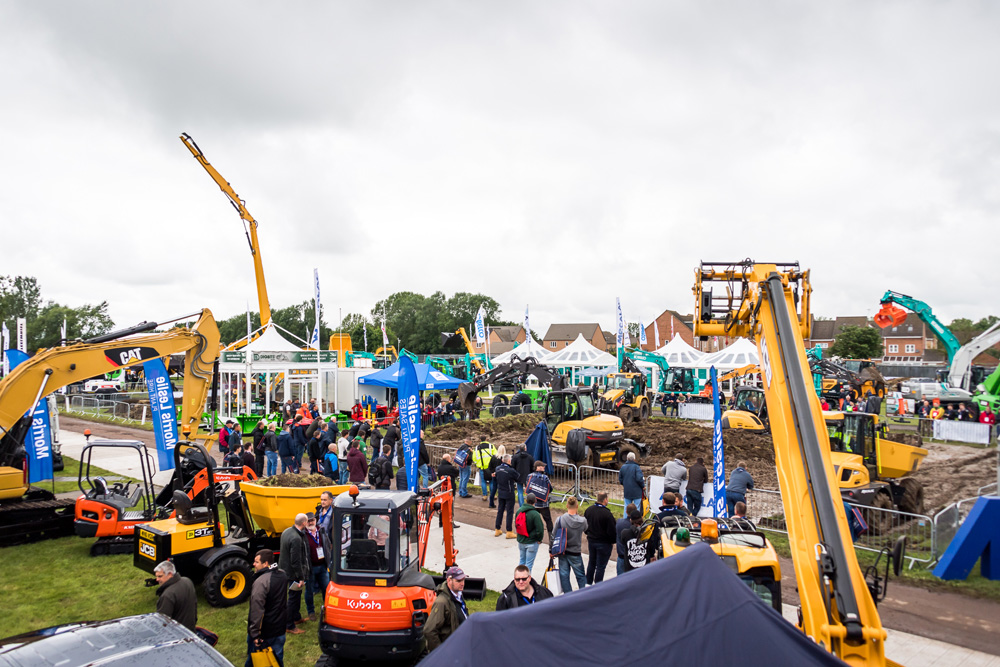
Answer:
[{"left": 346, "top": 440, "right": 368, "bottom": 483}]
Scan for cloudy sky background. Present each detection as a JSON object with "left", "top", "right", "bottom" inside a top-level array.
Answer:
[{"left": 1, "top": 1, "right": 997, "bottom": 335}]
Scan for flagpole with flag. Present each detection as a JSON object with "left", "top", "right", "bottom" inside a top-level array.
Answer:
[
  {"left": 474, "top": 305, "right": 486, "bottom": 348},
  {"left": 654, "top": 320, "right": 660, "bottom": 349},
  {"left": 524, "top": 305, "right": 531, "bottom": 343},
  {"left": 381, "top": 316, "right": 389, "bottom": 364},
  {"left": 638, "top": 318, "right": 647, "bottom": 348},
  {"left": 310, "top": 269, "right": 321, "bottom": 351},
  {"left": 711, "top": 366, "right": 727, "bottom": 518},
  {"left": 1, "top": 322, "right": 8, "bottom": 375}
]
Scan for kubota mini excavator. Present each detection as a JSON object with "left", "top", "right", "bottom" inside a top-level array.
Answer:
[{"left": 318, "top": 478, "right": 486, "bottom": 664}]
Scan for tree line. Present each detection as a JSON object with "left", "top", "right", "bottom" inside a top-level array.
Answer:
[{"left": 0, "top": 276, "right": 114, "bottom": 354}]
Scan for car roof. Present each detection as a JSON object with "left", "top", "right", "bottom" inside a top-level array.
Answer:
[{"left": 0, "top": 614, "right": 233, "bottom": 667}]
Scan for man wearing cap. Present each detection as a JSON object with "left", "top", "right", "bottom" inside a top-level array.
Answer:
[
  {"left": 219, "top": 420, "right": 233, "bottom": 456},
  {"left": 424, "top": 566, "right": 469, "bottom": 651}
]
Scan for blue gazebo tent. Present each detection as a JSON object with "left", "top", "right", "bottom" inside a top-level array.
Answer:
[{"left": 357, "top": 361, "right": 465, "bottom": 390}]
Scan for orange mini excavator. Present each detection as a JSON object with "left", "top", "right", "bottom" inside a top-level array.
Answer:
[{"left": 318, "top": 478, "right": 485, "bottom": 664}]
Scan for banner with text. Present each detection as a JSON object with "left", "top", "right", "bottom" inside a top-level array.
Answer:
[
  {"left": 6, "top": 349, "right": 53, "bottom": 482},
  {"left": 711, "top": 366, "right": 727, "bottom": 518},
  {"left": 144, "top": 357, "right": 178, "bottom": 471},
  {"left": 397, "top": 356, "right": 422, "bottom": 491}
]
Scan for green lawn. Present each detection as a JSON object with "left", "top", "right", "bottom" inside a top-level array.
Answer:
[
  {"left": 761, "top": 529, "right": 1000, "bottom": 602},
  {"left": 48, "top": 456, "right": 138, "bottom": 494},
  {"left": 0, "top": 536, "right": 501, "bottom": 665}
]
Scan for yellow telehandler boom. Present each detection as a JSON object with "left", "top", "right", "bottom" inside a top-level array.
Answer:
[
  {"left": 180, "top": 133, "right": 272, "bottom": 332},
  {"left": 694, "top": 261, "right": 894, "bottom": 666}
]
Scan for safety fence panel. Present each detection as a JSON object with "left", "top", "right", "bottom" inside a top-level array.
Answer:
[
  {"left": 489, "top": 404, "right": 540, "bottom": 418},
  {"left": 747, "top": 488, "right": 935, "bottom": 567},
  {"left": 548, "top": 462, "right": 579, "bottom": 501},
  {"left": 678, "top": 402, "right": 714, "bottom": 421},
  {"left": 577, "top": 465, "right": 626, "bottom": 509},
  {"left": 425, "top": 443, "right": 458, "bottom": 468},
  {"left": 978, "top": 482, "right": 998, "bottom": 496},
  {"left": 931, "top": 420, "right": 992, "bottom": 445}
]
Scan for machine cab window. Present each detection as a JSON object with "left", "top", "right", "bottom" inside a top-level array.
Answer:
[{"left": 332, "top": 490, "right": 421, "bottom": 585}]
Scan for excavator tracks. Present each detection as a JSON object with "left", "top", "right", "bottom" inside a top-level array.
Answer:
[{"left": 0, "top": 494, "right": 76, "bottom": 547}]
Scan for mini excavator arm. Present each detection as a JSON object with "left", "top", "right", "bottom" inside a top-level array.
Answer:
[
  {"left": 0, "top": 310, "right": 221, "bottom": 486},
  {"left": 181, "top": 133, "right": 272, "bottom": 329},
  {"left": 457, "top": 357, "right": 564, "bottom": 412},
  {"left": 694, "top": 262, "right": 890, "bottom": 666}
]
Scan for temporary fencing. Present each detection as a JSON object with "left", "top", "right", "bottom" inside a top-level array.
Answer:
[
  {"left": 929, "top": 419, "right": 992, "bottom": 446},
  {"left": 577, "top": 465, "right": 626, "bottom": 509},
  {"left": 678, "top": 402, "right": 714, "bottom": 421},
  {"left": 745, "top": 488, "right": 936, "bottom": 568}
]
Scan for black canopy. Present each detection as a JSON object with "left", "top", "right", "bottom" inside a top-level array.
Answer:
[{"left": 421, "top": 542, "right": 846, "bottom": 666}]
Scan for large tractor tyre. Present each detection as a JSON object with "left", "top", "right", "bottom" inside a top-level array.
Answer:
[
  {"left": 617, "top": 405, "right": 634, "bottom": 424},
  {"left": 862, "top": 492, "right": 895, "bottom": 536},
  {"left": 638, "top": 400, "right": 650, "bottom": 422},
  {"left": 493, "top": 394, "right": 509, "bottom": 407},
  {"left": 204, "top": 556, "right": 253, "bottom": 607},
  {"left": 897, "top": 478, "right": 924, "bottom": 515},
  {"left": 511, "top": 393, "right": 531, "bottom": 408},
  {"left": 492, "top": 405, "right": 508, "bottom": 419},
  {"left": 565, "top": 429, "right": 589, "bottom": 464},
  {"left": 617, "top": 442, "right": 640, "bottom": 466}
]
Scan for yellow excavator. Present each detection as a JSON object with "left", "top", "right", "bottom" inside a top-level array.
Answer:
[
  {"left": 598, "top": 356, "right": 652, "bottom": 423},
  {"left": 694, "top": 261, "right": 904, "bottom": 666},
  {"left": 0, "top": 309, "right": 221, "bottom": 546},
  {"left": 181, "top": 133, "right": 272, "bottom": 350}
]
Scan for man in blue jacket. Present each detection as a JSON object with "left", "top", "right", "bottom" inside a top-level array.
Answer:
[
  {"left": 727, "top": 461, "right": 755, "bottom": 516},
  {"left": 618, "top": 451, "right": 644, "bottom": 510},
  {"left": 278, "top": 421, "right": 297, "bottom": 474}
]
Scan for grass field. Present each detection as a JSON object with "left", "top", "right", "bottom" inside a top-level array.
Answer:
[
  {"left": 49, "top": 456, "right": 138, "bottom": 494},
  {"left": 0, "top": 536, "right": 500, "bottom": 666}
]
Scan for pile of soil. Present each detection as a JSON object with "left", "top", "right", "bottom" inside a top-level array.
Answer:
[
  {"left": 428, "top": 414, "right": 540, "bottom": 444},
  {"left": 912, "top": 443, "right": 997, "bottom": 513},
  {"left": 629, "top": 419, "right": 777, "bottom": 489},
  {"left": 255, "top": 473, "right": 335, "bottom": 488}
]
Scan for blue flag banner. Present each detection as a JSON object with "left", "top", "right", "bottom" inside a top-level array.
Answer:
[
  {"left": 711, "top": 366, "right": 727, "bottom": 518},
  {"left": 5, "top": 349, "right": 53, "bottom": 483},
  {"left": 144, "top": 357, "right": 179, "bottom": 471},
  {"left": 397, "top": 356, "right": 422, "bottom": 491}
]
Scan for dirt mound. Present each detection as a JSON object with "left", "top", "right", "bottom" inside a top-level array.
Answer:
[
  {"left": 255, "top": 473, "right": 335, "bottom": 488},
  {"left": 628, "top": 419, "right": 777, "bottom": 488},
  {"left": 429, "top": 414, "right": 540, "bottom": 443},
  {"left": 912, "top": 443, "right": 997, "bottom": 513}
]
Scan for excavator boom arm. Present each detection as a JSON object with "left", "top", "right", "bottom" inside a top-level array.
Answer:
[
  {"left": 180, "top": 133, "right": 272, "bottom": 327},
  {"left": 0, "top": 309, "right": 221, "bottom": 444},
  {"left": 695, "top": 262, "right": 887, "bottom": 666},
  {"left": 457, "top": 357, "right": 563, "bottom": 411},
  {"left": 878, "top": 290, "right": 959, "bottom": 363}
]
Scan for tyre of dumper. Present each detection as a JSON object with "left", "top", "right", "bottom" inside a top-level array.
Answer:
[{"left": 565, "top": 429, "right": 589, "bottom": 463}]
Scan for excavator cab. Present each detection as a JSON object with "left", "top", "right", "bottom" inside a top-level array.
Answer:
[{"left": 721, "top": 386, "right": 769, "bottom": 432}]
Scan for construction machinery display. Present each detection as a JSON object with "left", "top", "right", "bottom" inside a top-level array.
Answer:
[
  {"left": 597, "top": 356, "right": 652, "bottom": 423},
  {"left": 694, "top": 260, "right": 904, "bottom": 666},
  {"left": 439, "top": 328, "right": 490, "bottom": 376},
  {"left": 318, "top": 478, "right": 485, "bottom": 664},
  {"left": 0, "top": 309, "right": 221, "bottom": 547}
]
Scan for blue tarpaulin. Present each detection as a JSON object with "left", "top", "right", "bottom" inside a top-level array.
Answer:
[
  {"left": 357, "top": 361, "right": 464, "bottom": 390},
  {"left": 524, "top": 421, "right": 552, "bottom": 475},
  {"left": 421, "top": 542, "right": 846, "bottom": 667}
]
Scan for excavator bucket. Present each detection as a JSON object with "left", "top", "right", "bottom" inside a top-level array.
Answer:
[
  {"left": 457, "top": 382, "right": 478, "bottom": 412},
  {"left": 440, "top": 332, "right": 464, "bottom": 350},
  {"left": 874, "top": 303, "right": 907, "bottom": 328}
]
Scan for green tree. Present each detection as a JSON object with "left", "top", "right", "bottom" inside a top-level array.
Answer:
[
  {"left": 829, "top": 325, "right": 884, "bottom": 359},
  {"left": 29, "top": 302, "right": 114, "bottom": 350}
]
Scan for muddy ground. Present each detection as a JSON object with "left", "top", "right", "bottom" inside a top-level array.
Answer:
[{"left": 428, "top": 415, "right": 996, "bottom": 512}]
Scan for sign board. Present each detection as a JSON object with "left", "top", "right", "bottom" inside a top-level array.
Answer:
[{"left": 222, "top": 350, "right": 337, "bottom": 364}]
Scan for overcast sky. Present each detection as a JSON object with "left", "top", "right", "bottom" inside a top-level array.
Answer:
[{"left": 2, "top": 1, "right": 997, "bottom": 336}]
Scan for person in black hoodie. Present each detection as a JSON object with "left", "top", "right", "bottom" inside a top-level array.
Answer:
[
  {"left": 383, "top": 420, "right": 400, "bottom": 460},
  {"left": 493, "top": 454, "right": 520, "bottom": 538},
  {"left": 495, "top": 564, "right": 553, "bottom": 611},
  {"left": 250, "top": 421, "right": 267, "bottom": 477},
  {"left": 584, "top": 492, "right": 617, "bottom": 584},
  {"left": 510, "top": 445, "right": 535, "bottom": 506},
  {"left": 370, "top": 445, "right": 394, "bottom": 490},
  {"left": 307, "top": 431, "right": 326, "bottom": 475},
  {"left": 246, "top": 549, "right": 288, "bottom": 667}
]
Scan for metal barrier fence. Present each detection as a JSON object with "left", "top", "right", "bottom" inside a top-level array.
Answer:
[
  {"left": 489, "top": 404, "right": 540, "bottom": 418},
  {"left": 425, "top": 443, "right": 458, "bottom": 468},
  {"left": 745, "top": 488, "right": 935, "bottom": 567},
  {"left": 930, "top": 419, "right": 992, "bottom": 445},
  {"left": 548, "top": 462, "right": 580, "bottom": 501},
  {"left": 64, "top": 395, "right": 148, "bottom": 424},
  {"left": 678, "top": 402, "right": 715, "bottom": 421},
  {"left": 576, "top": 465, "right": 626, "bottom": 509}
]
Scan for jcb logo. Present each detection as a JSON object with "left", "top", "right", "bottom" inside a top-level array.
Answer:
[{"left": 139, "top": 541, "right": 156, "bottom": 559}]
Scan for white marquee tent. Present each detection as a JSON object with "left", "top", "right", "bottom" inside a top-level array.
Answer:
[
  {"left": 545, "top": 334, "right": 618, "bottom": 368},
  {"left": 655, "top": 334, "right": 706, "bottom": 367},
  {"left": 490, "top": 338, "right": 552, "bottom": 365},
  {"left": 697, "top": 337, "right": 760, "bottom": 371}
]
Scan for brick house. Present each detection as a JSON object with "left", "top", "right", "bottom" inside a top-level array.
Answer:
[
  {"left": 880, "top": 313, "right": 930, "bottom": 362},
  {"left": 643, "top": 309, "right": 735, "bottom": 353},
  {"left": 806, "top": 316, "right": 870, "bottom": 351},
  {"left": 542, "top": 323, "right": 610, "bottom": 353},
  {"left": 484, "top": 325, "right": 525, "bottom": 355}
]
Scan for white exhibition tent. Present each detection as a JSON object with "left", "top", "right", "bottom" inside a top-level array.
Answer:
[
  {"left": 490, "top": 338, "right": 552, "bottom": 365},
  {"left": 241, "top": 324, "right": 303, "bottom": 352},
  {"left": 696, "top": 337, "right": 760, "bottom": 371},
  {"left": 654, "top": 334, "right": 705, "bottom": 367},
  {"left": 545, "top": 334, "right": 618, "bottom": 368}
]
